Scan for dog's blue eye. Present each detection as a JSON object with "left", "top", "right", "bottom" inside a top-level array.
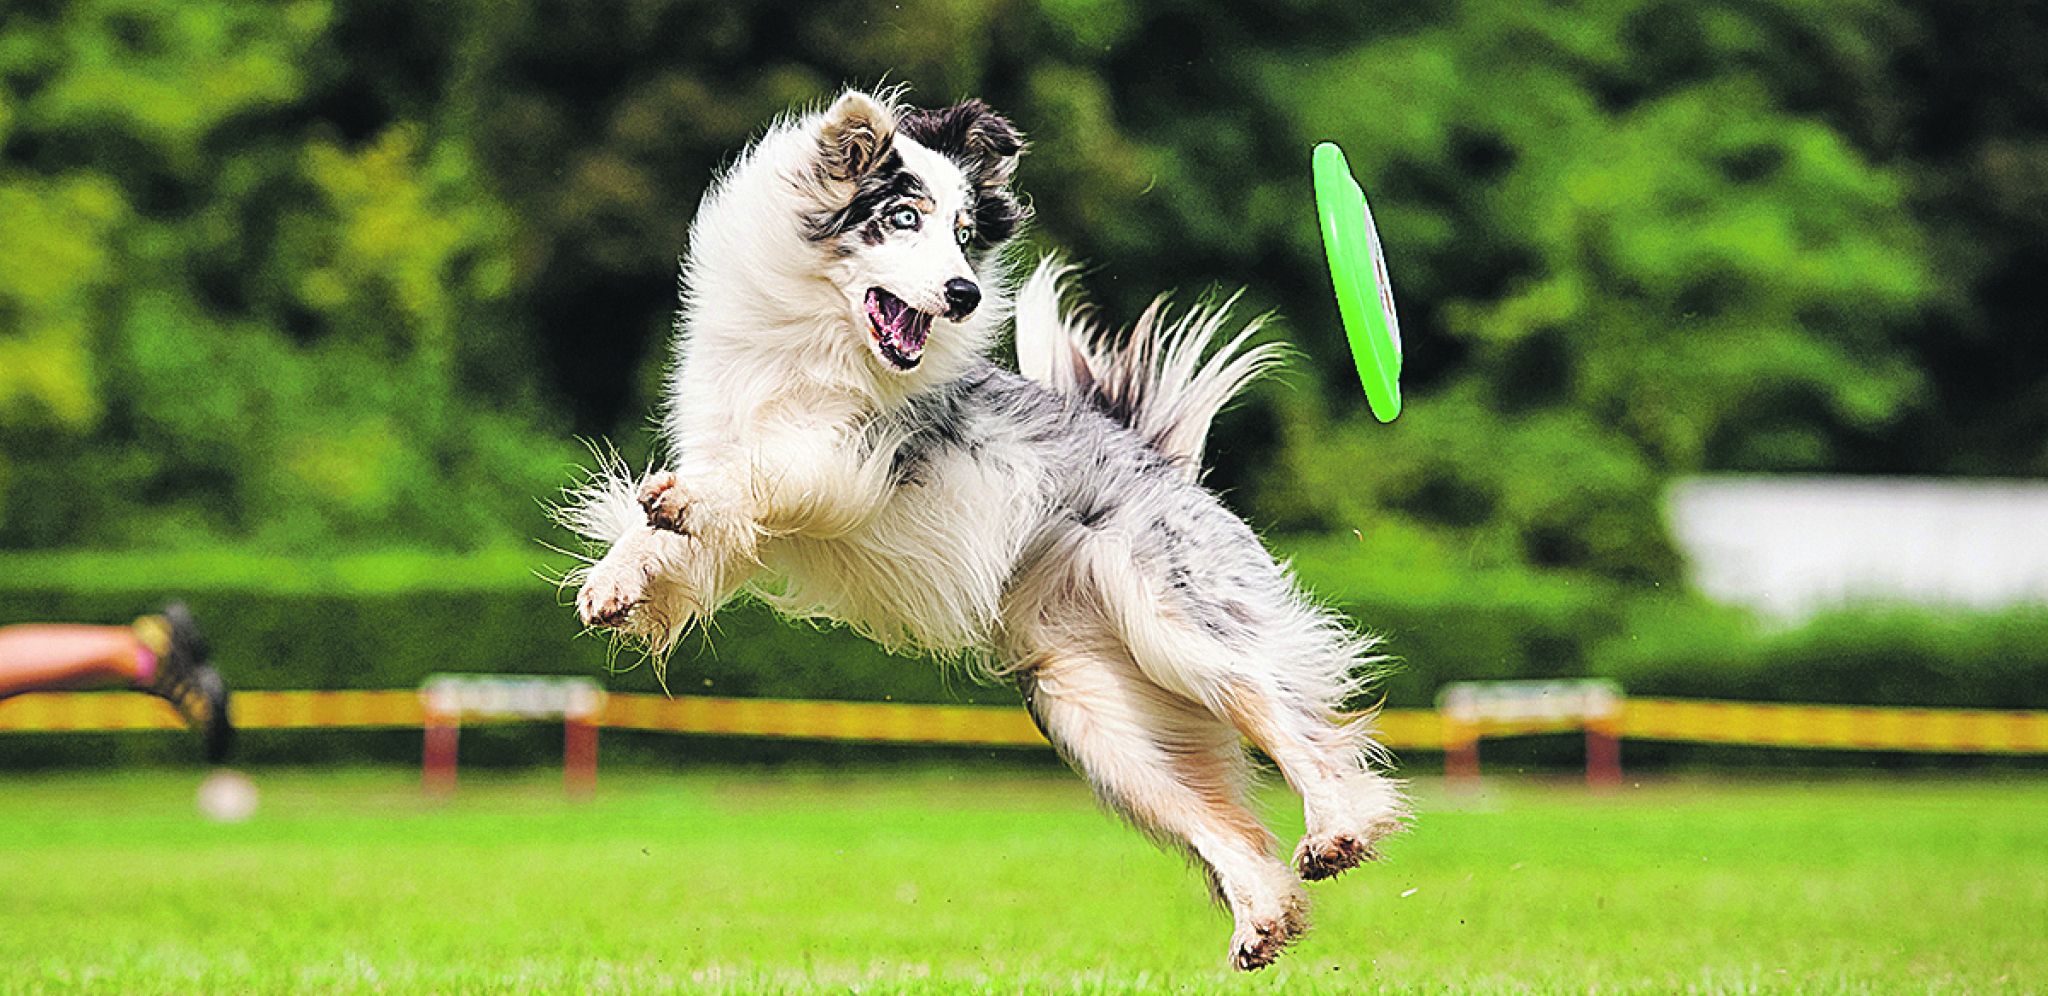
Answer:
[
  {"left": 955, "top": 224, "right": 972, "bottom": 247},
  {"left": 890, "top": 207, "right": 920, "bottom": 230}
]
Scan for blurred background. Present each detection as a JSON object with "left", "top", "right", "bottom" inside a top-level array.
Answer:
[{"left": 2, "top": 0, "right": 2044, "bottom": 769}]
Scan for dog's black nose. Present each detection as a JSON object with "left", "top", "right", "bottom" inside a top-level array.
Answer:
[{"left": 943, "top": 278, "right": 981, "bottom": 320}]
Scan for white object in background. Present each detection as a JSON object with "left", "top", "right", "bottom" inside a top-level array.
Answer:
[
  {"left": 196, "top": 769, "right": 259, "bottom": 823},
  {"left": 1668, "top": 476, "right": 2048, "bottom": 623}
]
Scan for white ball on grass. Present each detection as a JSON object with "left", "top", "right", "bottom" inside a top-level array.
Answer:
[{"left": 196, "top": 769, "right": 259, "bottom": 823}]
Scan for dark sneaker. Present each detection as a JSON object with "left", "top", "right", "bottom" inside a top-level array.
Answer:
[{"left": 137, "top": 602, "right": 234, "bottom": 764}]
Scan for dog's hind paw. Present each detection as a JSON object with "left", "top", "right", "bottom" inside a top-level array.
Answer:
[
  {"left": 637, "top": 472, "right": 691, "bottom": 534},
  {"left": 1229, "top": 903, "right": 1307, "bottom": 972},
  {"left": 1293, "top": 832, "right": 1378, "bottom": 882}
]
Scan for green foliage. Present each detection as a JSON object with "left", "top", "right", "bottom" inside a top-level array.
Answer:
[
  {"left": 0, "top": 548, "right": 976, "bottom": 744},
  {"left": 19, "top": 0, "right": 325, "bottom": 163},
  {"left": 284, "top": 125, "right": 517, "bottom": 374},
  {"left": 1282, "top": 536, "right": 2048, "bottom": 714},
  {"left": 0, "top": 545, "right": 1022, "bottom": 767},
  {"left": 6, "top": 547, "right": 2044, "bottom": 772},
  {"left": 1256, "top": 0, "right": 1935, "bottom": 583},
  {"left": 1282, "top": 534, "right": 1633, "bottom": 707},
  {"left": 0, "top": 0, "right": 571, "bottom": 553},
  {"left": 1, "top": 0, "right": 2040, "bottom": 685},
  {"left": 1597, "top": 601, "right": 2048, "bottom": 710},
  {"left": 1259, "top": 387, "right": 1683, "bottom": 583},
  {"left": 0, "top": 173, "right": 124, "bottom": 433},
  {"left": 1876, "top": 0, "right": 2048, "bottom": 476},
  {"left": 0, "top": 543, "right": 1632, "bottom": 713}
]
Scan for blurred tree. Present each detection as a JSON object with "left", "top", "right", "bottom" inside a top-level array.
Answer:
[
  {"left": 791, "top": 0, "right": 1936, "bottom": 585},
  {"left": 1240, "top": 0, "right": 1933, "bottom": 583},
  {"left": 6, "top": 0, "right": 2032, "bottom": 596},
  {"left": 320, "top": 0, "right": 1032, "bottom": 443},
  {"left": 0, "top": 171, "right": 125, "bottom": 483},
  {"left": 1870, "top": 0, "right": 2048, "bottom": 476},
  {"left": 0, "top": 0, "right": 572, "bottom": 551}
]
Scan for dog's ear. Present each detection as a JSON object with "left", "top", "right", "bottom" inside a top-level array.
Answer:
[
  {"left": 816, "top": 91, "right": 897, "bottom": 183},
  {"left": 899, "top": 100, "right": 1031, "bottom": 247},
  {"left": 898, "top": 100, "right": 1024, "bottom": 191}
]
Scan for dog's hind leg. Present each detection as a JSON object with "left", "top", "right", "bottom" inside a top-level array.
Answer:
[
  {"left": 1017, "top": 648, "right": 1307, "bottom": 972},
  {"left": 1213, "top": 682, "right": 1407, "bottom": 881},
  {"left": 1078, "top": 537, "right": 1408, "bottom": 883}
]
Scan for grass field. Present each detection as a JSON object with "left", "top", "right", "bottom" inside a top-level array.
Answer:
[{"left": 2, "top": 766, "right": 2044, "bottom": 995}]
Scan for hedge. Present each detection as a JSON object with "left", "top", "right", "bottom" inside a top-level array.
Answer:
[
  {"left": 1282, "top": 538, "right": 1630, "bottom": 708},
  {"left": 4, "top": 546, "right": 2044, "bottom": 769},
  {"left": 0, "top": 544, "right": 1627, "bottom": 766},
  {"left": 1593, "top": 601, "right": 2048, "bottom": 711},
  {"left": 0, "top": 548, "right": 1003, "bottom": 768},
  {"left": 0, "top": 545, "right": 1626, "bottom": 704},
  {"left": 0, "top": 549, "right": 946, "bottom": 698}
]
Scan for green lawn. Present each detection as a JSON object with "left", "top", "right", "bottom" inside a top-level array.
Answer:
[{"left": 1, "top": 767, "right": 2043, "bottom": 994}]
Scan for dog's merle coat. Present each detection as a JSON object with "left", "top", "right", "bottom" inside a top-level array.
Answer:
[
  {"left": 563, "top": 90, "right": 1406, "bottom": 973},
  {"left": 897, "top": 100, "right": 1028, "bottom": 251},
  {"left": 806, "top": 99, "right": 1025, "bottom": 259}
]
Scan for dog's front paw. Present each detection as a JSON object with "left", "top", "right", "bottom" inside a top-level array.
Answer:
[
  {"left": 637, "top": 471, "right": 691, "bottom": 534},
  {"left": 577, "top": 557, "right": 649, "bottom": 630}
]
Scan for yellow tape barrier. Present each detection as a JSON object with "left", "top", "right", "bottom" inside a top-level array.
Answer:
[
  {"left": 1619, "top": 699, "right": 2048, "bottom": 754},
  {"left": 2, "top": 691, "right": 2045, "bottom": 754},
  {"left": 0, "top": 691, "right": 425, "bottom": 732},
  {"left": 600, "top": 694, "right": 1047, "bottom": 745}
]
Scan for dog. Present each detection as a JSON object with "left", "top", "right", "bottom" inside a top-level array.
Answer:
[{"left": 560, "top": 89, "right": 1407, "bottom": 971}]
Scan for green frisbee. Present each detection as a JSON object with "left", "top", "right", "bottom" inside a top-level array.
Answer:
[{"left": 1313, "top": 142, "right": 1402, "bottom": 422}]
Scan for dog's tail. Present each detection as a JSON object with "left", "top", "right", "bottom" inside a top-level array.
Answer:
[{"left": 1014, "top": 257, "right": 1286, "bottom": 479}]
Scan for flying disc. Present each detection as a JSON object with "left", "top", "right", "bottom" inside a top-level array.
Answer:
[{"left": 1313, "top": 142, "right": 1402, "bottom": 422}]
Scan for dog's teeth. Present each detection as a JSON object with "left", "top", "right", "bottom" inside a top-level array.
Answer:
[
  {"left": 899, "top": 312, "right": 930, "bottom": 352},
  {"left": 865, "top": 287, "right": 930, "bottom": 370}
]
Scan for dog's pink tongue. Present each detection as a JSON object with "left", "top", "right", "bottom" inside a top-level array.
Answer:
[{"left": 867, "top": 289, "right": 929, "bottom": 366}]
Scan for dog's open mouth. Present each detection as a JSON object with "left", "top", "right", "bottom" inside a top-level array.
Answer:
[{"left": 865, "top": 288, "right": 933, "bottom": 371}]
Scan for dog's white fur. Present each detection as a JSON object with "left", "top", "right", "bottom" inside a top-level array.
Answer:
[{"left": 562, "top": 90, "right": 1406, "bottom": 971}]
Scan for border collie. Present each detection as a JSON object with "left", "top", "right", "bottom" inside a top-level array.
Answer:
[{"left": 560, "top": 89, "right": 1406, "bottom": 971}]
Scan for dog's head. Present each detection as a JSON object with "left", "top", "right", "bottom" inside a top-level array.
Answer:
[{"left": 800, "top": 91, "right": 1029, "bottom": 377}]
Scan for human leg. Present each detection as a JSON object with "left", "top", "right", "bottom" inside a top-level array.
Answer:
[
  {"left": 0, "top": 604, "right": 232, "bottom": 762},
  {"left": 0, "top": 625, "right": 154, "bottom": 695}
]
